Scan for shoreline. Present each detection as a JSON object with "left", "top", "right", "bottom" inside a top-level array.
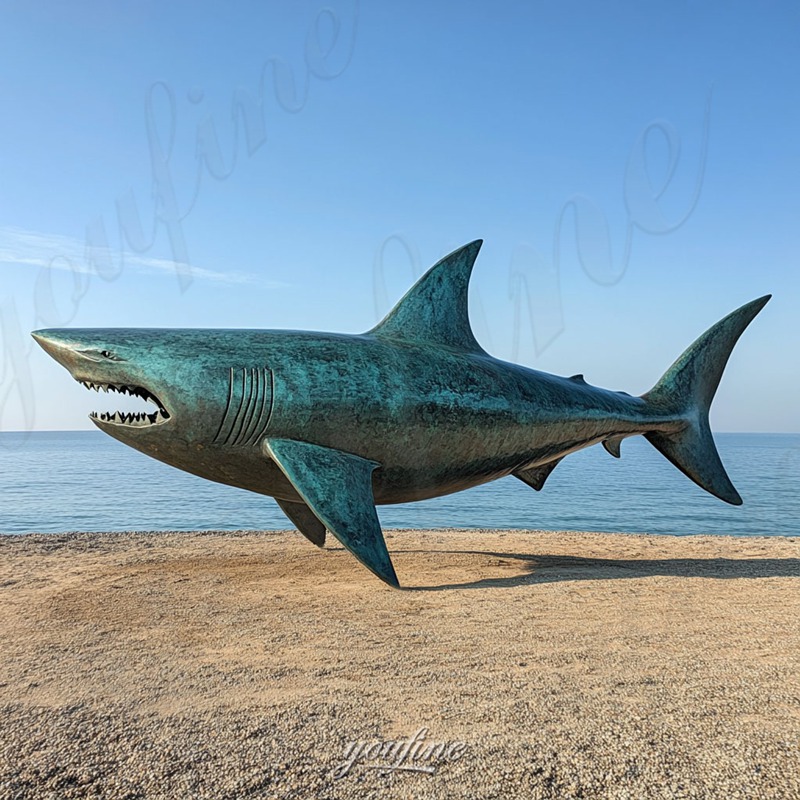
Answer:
[
  {"left": 2, "top": 529, "right": 799, "bottom": 798},
  {"left": 4, "top": 525, "right": 800, "bottom": 538}
]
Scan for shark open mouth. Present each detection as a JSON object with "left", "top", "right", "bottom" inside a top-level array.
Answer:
[{"left": 83, "top": 382, "right": 171, "bottom": 427}]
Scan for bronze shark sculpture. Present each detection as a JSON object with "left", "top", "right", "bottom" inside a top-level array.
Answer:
[{"left": 32, "top": 241, "right": 769, "bottom": 587}]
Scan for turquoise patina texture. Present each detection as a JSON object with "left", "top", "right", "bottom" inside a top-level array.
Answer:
[{"left": 32, "top": 241, "right": 769, "bottom": 586}]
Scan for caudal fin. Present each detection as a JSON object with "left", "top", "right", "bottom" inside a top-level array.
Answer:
[{"left": 642, "top": 295, "right": 771, "bottom": 505}]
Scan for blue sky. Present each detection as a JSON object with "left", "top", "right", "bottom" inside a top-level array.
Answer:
[{"left": 1, "top": 0, "right": 798, "bottom": 432}]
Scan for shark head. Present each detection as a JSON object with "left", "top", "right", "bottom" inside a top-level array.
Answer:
[{"left": 31, "top": 328, "right": 229, "bottom": 453}]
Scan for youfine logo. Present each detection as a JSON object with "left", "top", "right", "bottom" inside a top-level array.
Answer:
[{"left": 333, "top": 727, "right": 468, "bottom": 779}]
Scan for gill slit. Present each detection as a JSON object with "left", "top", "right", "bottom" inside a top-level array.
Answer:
[
  {"left": 240, "top": 368, "right": 264, "bottom": 445},
  {"left": 249, "top": 368, "right": 274, "bottom": 445},
  {"left": 213, "top": 367, "right": 236, "bottom": 443},
  {"left": 229, "top": 368, "right": 255, "bottom": 445}
]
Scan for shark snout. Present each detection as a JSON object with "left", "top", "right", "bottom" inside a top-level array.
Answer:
[
  {"left": 32, "top": 329, "right": 112, "bottom": 379},
  {"left": 32, "top": 330, "right": 78, "bottom": 371},
  {"left": 31, "top": 330, "right": 57, "bottom": 350}
]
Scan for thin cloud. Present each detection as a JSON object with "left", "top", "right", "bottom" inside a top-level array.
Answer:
[{"left": 0, "top": 226, "right": 289, "bottom": 288}]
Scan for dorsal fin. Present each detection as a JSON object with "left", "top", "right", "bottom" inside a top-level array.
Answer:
[
  {"left": 569, "top": 374, "right": 587, "bottom": 383},
  {"left": 367, "top": 240, "right": 486, "bottom": 353}
]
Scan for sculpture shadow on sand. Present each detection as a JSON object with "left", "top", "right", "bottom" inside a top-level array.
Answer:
[{"left": 378, "top": 548, "right": 800, "bottom": 591}]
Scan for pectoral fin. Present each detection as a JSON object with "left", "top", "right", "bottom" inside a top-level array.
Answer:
[
  {"left": 275, "top": 497, "right": 326, "bottom": 547},
  {"left": 513, "top": 458, "right": 562, "bottom": 491},
  {"left": 264, "top": 438, "right": 399, "bottom": 587}
]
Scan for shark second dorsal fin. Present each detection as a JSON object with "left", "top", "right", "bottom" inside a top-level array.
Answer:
[{"left": 368, "top": 240, "right": 486, "bottom": 353}]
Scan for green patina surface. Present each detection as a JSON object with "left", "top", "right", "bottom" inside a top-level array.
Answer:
[{"left": 32, "top": 241, "right": 770, "bottom": 586}]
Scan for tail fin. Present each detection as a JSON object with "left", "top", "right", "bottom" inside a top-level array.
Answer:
[{"left": 642, "top": 295, "right": 771, "bottom": 505}]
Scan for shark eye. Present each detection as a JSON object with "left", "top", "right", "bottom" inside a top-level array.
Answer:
[{"left": 78, "top": 348, "right": 124, "bottom": 362}]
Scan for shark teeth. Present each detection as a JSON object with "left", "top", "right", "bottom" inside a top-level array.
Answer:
[
  {"left": 92, "top": 410, "right": 168, "bottom": 426},
  {"left": 81, "top": 382, "right": 170, "bottom": 427}
]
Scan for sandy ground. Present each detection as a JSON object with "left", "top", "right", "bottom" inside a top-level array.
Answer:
[{"left": 0, "top": 528, "right": 798, "bottom": 799}]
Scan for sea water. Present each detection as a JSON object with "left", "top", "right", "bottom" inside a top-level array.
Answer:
[{"left": 0, "top": 431, "right": 797, "bottom": 536}]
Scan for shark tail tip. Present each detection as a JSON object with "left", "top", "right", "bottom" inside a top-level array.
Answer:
[{"left": 642, "top": 295, "right": 769, "bottom": 504}]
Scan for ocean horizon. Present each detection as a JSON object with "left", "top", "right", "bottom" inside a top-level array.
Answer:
[{"left": 1, "top": 430, "right": 798, "bottom": 537}]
